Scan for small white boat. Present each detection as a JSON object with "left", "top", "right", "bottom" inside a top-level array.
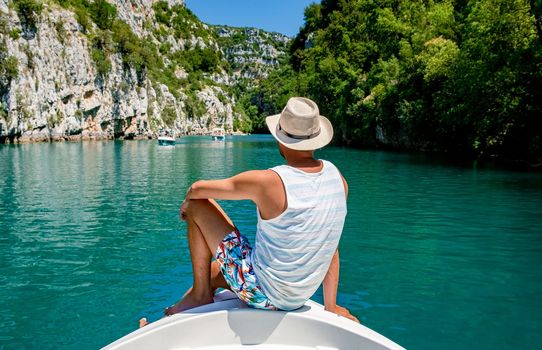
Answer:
[
  {"left": 102, "top": 291, "right": 404, "bottom": 350},
  {"left": 157, "top": 135, "right": 176, "bottom": 146},
  {"left": 211, "top": 127, "right": 226, "bottom": 141}
]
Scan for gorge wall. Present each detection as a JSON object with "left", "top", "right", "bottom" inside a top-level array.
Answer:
[{"left": 0, "top": 0, "right": 289, "bottom": 143}]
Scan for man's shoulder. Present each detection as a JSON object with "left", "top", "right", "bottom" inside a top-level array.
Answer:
[
  {"left": 323, "top": 160, "right": 344, "bottom": 176},
  {"left": 322, "top": 159, "right": 339, "bottom": 171},
  {"left": 251, "top": 169, "right": 283, "bottom": 190},
  {"left": 237, "top": 169, "right": 279, "bottom": 183}
]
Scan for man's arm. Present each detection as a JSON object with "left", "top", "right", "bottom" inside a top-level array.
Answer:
[
  {"left": 323, "top": 248, "right": 340, "bottom": 310},
  {"left": 185, "top": 170, "right": 264, "bottom": 201},
  {"left": 323, "top": 249, "right": 359, "bottom": 322},
  {"left": 180, "top": 170, "right": 272, "bottom": 221},
  {"left": 322, "top": 173, "right": 359, "bottom": 322}
]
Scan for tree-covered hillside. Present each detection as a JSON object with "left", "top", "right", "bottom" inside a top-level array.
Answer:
[{"left": 251, "top": 0, "right": 542, "bottom": 161}]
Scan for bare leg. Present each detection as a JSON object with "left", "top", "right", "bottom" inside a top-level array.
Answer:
[
  {"left": 165, "top": 217, "right": 214, "bottom": 315},
  {"left": 188, "top": 199, "right": 237, "bottom": 252},
  {"left": 174, "top": 261, "right": 230, "bottom": 302},
  {"left": 141, "top": 264, "right": 227, "bottom": 327},
  {"left": 165, "top": 199, "right": 235, "bottom": 315},
  {"left": 211, "top": 260, "right": 230, "bottom": 291}
]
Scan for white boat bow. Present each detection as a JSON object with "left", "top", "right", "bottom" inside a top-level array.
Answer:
[
  {"left": 157, "top": 135, "right": 176, "bottom": 146},
  {"left": 103, "top": 291, "right": 405, "bottom": 350}
]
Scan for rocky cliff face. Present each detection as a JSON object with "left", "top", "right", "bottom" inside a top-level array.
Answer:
[
  {"left": 0, "top": 0, "right": 287, "bottom": 143},
  {"left": 215, "top": 26, "right": 289, "bottom": 81}
]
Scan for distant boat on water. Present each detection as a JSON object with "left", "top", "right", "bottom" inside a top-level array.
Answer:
[
  {"left": 157, "top": 130, "right": 176, "bottom": 146},
  {"left": 211, "top": 127, "right": 225, "bottom": 141}
]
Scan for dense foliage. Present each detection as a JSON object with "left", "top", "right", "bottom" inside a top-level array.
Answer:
[{"left": 252, "top": 0, "right": 542, "bottom": 161}]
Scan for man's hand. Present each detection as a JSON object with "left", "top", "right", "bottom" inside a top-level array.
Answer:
[{"left": 325, "top": 304, "right": 360, "bottom": 323}]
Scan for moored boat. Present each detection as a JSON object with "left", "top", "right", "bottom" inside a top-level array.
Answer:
[
  {"left": 157, "top": 135, "right": 176, "bottom": 146},
  {"left": 102, "top": 290, "right": 404, "bottom": 350},
  {"left": 211, "top": 127, "right": 226, "bottom": 141},
  {"left": 157, "top": 130, "right": 176, "bottom": 146}
]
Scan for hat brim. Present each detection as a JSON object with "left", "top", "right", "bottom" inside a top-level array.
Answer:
[{"left": 266, "top": 113, "right": 334, "bottom": 151}]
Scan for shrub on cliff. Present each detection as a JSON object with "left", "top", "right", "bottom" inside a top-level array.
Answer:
[
  {"left": 90, "top": 0, "right": 116, "bottom": 30},
  {"left": 111, "top": 19, "right": 155, "bottom": 75},
  {"left": 0, "top": 102, "right": 8, "bottom": 122},
  {"left": 13, "top": 0, "right": 42, "bottom": 33},
  {"left": 184, "top": 93, "right": 207, "bottom": 120},
  {"left": 0, "top": 41, "right": 19, "bottom": 94},
  {"left": 2, "top": 56, "right": 19, "bottom": 82},
  {"left": 91, "top": 48, "right": 111, "bottom": 76},
  {"left": 161, "top": 106, "right": 177, "bottom": 127},
  {"left": 74, "top": 7, "right": 91, "bottom": 32},
  {"left": 233, "top": 113, "right": 253, "bottom": 134},
  {"left": 183, "top": 48, "right": 221, "bottom": 73},
  {"left": 153, "top": 1, "right": 172, "bottom": 25},
  {"left": 89, "top": 32, "right": 113, "bottom": 76}
]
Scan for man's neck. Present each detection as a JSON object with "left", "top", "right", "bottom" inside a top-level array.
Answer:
[
  {"left": 279, "top": 145, "right": 320, "bottom": 169},
  {"left": 284, "top": 154, "right": 323, "bottom": 172},
  {"left": 285, "top": 157, "right": 319, "bottom": 167}
]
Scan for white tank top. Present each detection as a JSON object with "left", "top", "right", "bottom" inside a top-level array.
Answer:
[{"left": 252, "top": 160, "right": 347, "bottom": 310}]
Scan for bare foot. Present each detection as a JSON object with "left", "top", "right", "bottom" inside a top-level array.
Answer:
[
  {"left": 164, "top": 290, "right": 213, "bottom": 316},
  {"left": 139, "top": 317, "right": 149, "bottom": 328}
]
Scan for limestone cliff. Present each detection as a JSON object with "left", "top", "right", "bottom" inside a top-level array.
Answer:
[
  {"left": 215, "top": 25, "right": 289, "bottom": 81},
  {"left": 0, "top": 0, "right": 288, "bottom": 143}
]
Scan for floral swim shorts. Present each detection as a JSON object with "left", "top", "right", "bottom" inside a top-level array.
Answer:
[{"left": 215, "top": 229, "right": 277, "bottom": 310}]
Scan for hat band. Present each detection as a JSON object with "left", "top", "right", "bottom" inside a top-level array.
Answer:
[{"left": 279, "top": 124, "right": 321, "bottom": 140}]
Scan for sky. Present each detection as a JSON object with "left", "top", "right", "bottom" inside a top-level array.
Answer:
[{"left": 184, "top": 0, "right": 318, "bottom": 37}]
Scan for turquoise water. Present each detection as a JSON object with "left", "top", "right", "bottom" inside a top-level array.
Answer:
[{"left": 1, "top": 136, "right": 541, "bottom": 349}]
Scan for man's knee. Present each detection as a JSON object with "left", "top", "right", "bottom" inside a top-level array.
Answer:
[{"left": 185, "top": 199, "right": 212, "bottom": 218}]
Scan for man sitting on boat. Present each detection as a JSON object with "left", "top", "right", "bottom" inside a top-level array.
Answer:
[{"left": 155, "top": 97, "right": 358, "bottom": 323}]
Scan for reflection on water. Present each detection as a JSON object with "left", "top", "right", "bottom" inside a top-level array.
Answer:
[{"left": 0, "top": 136, "right": 541, "bottom": 349}]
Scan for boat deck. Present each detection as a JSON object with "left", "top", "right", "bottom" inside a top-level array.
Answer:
[{"left": 103, "top": 291, "right": 404, "bottom": 350}]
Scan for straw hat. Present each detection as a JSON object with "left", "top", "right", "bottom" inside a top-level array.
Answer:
[{"left": 265, "top": 97, "right": 333, "bottom": 151}]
